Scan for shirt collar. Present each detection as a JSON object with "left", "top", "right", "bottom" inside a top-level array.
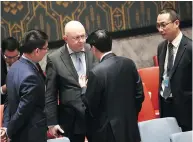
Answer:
[
  {"left": 67, "top": 44, "right": 85, "bottom": 55},
  {"left": 22, "top": 55, "right": 37, "bottom": 67},
  {"left": 100, "top": 51, "right": 113, "bottom": 62},
  {"left": 168, "top": 31, "right": 183, "bottom": 48}
]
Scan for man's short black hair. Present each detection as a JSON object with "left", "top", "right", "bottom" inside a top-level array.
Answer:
[
  {"left": 86, "top": 29, "right": 112, "bottom": 53},
  {"left": 159, "top": 8, "right": 180, "bottom": 22},
  {"left": 2, "top": 37, "right": 20, "bottom": 53},
  {"left": 20, "top": 29, "right": 48, "bottom": 53}
]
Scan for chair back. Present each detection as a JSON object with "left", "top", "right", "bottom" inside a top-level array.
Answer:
[
  {"left": 138, "top": 83, "right": 156, "bottom": 122},
  {"left": 138, "top": 67, "right": 159, "bottom": 116},
  {"left": 47, "top": 137, "right": 70, "bottom": 142},
  {"left": 138, "top": 117, "right": 182, "bottom": 142},
  {"left": 0, "top": 105, "right": 4, "bottom": 127},
  {"left": 170, "top": 131, "right": 192, "bottom": 142}
]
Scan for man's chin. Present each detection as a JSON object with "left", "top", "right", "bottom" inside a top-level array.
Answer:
[{"left": 161, "top": 34, "right": 167, "bottom": 39}]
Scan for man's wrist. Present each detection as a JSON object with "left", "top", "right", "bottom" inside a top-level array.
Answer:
[{"left": 48, "top": 125, "right": 57, "bottom": 128}]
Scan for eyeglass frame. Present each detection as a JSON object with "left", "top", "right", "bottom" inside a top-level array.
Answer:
[
  {"left": 3, "top": 53, "right": 20, "bottom": 60},
  {"left": 68, "top": 34, "right": 88, "bottom": 41},
  {"left": 156, "top": 20, "right": 175, "bottom": 29},
  {"left": 40, "top": 47, "right": 49, "bottom": 51}
]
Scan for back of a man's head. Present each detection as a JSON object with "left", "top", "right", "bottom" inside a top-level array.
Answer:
[
  {"left": 2, "top": 37, "right": 20, "bottom": 53},
  {"left": 86, "top": 29, "right": 112, "bottom": 53},
  {"left": 20, "top": 29, "right": 48, "bottom": 54}
]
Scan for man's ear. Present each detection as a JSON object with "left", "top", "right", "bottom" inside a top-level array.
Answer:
[
  {"left": 174, "top": 19, "right": 180, "bottom": 29},
  {"left": 63, "top": 35, "right": 67, "bottom": 41}
]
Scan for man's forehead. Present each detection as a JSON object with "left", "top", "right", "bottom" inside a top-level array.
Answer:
[
  {"left": 68, "top": 31, "right": 85, "bottom": 36},
  {"left": 4, "top": 49, "right": 19, "bottom": 55},
  {"left": 157, "top": 13, "right": 171, "bottom": 23}
]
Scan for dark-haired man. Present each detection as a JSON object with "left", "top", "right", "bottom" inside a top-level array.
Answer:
[
  {"left": 3, "top": 29, "right": 48, "bottom": 142},
  {"left": 157, "top": 8, "right": 192, "bottom": 131},
  {"left": 80, "top": 29, "right": 144, "bottom": 142},
  {"left": 1, "top": 37, "right": 20, "bottom": 104}
]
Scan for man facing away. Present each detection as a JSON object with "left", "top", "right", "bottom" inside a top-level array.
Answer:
[
  {"left": 157, "top": 8, "right": 192, "bottom": 131},
  {"left": 45, "top": 20, "right": 97, "bottom": 142},
  {"left": 3, "top": 29, "right": 48, "bottom": 142},
  {"left": 80, "top": 29, "right": 144, "bottom": 142},
  {"left": 1, "top": 37, "right": 20, "bottom": 104}
]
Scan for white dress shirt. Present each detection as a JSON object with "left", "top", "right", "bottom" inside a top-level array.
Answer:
[
  {"left": 160, "top": 32, "right": 183, "bottom": 97},
  {"left": 67, "top": 44, "right": 86, "bottom": 76}
]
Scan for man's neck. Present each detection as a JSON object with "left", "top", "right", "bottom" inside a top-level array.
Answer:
[
  {"left": 23, "top": 53, "right": 36, "bottom": 63},
  {"left": 168, "top": 29, "right": 181, "bottom": 42}
]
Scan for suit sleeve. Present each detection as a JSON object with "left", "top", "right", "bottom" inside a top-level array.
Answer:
[
  {"left": 132, "top": 61, "right": 144, "bottom": 114},
  {"left": 157, "top": 44, "right": 161, "bottom": 64},
  {"left": 83, "top": 71, "right": 102, "bottom": 118},
  {"left": 7, "top": 75, "right": 41, "bottom": 138},
  {"left": 2, "top": 97, "right": 10, "bottom": 127},
  {"left": 45, "top": 56, "right": 59, "bottom": 126}
]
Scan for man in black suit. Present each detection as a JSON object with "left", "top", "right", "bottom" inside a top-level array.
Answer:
[
  {"left": 1, "top": 37, "right": 20, "bottom": 104},
  {"left": 80, "top": 29, "right": 144, "bottom": 142},
  {"left": 3, "top": 29, "right": 48, "bottom": 142},
  {"left": 157, "top": 8, "right": 192, "bottom": 131},
  {"left": 45, "top": 21, "right": 97, "bottom": 142}
]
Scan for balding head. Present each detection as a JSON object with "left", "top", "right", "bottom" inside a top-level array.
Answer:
[
  {"left": 63, "top": 21, "right": 86, "bottom": 52},
  {"left": 64, "top": 21, "right": 85, "bottom": 35}
]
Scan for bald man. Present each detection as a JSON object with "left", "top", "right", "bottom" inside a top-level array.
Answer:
[{"left": 45, "top": 21, "right": 98, "bottom": 142}]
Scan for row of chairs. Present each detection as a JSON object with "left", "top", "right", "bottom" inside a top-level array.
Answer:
[
  {"left": 138, "top": 117, "right": 192, "bottom": 142},
  {"left": 47, "top": 117, "right": 192, "bottom": 142}
]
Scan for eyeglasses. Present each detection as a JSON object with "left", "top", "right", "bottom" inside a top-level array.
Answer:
[
  {"left": 71, "top": 34, "right": 87, "bottom": 41},
  {"left": 4, "top": 54, "right": 20, "bottom": 60},
  {"left": 40, "top": 47, "right": 49, "bottom": 51},
  {"left": 156, "top": 21, "right": 173, "bottom": 29}
]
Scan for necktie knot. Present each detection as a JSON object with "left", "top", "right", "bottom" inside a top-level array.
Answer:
[{"left": 168, "top": 42, "right": 173, "bottom": 48}]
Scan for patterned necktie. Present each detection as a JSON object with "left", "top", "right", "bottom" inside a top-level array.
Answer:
[
  {"left": 167, "top": 43, "right": 174, "bottom": 76},
  {"left": 163, "top": 43, "right": 174, "bottom": 99},
  {"left": 74, "top": 52, "right": 85, "bottom": 76}
]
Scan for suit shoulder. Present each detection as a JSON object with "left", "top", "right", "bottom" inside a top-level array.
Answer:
[
  {"left": 47, "top": 46, "right": 64, "bottom": 59},
  {"left": 183, "top": 35, "right": 192, "bottom": 46},
  {"left": 158, "top": 40, "right": 166, "bottom": 48},
  {"left": 8, "top": 61, "right": 37, "bottom": 83}
]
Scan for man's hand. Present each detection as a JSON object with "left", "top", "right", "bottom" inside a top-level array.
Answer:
[
  {"left": 48, "top": 125, "right": 64, "bottom": 138},
  {"left": 0, "top": 127, "right": 8, "bottom": 142},
  {"left": 1, "top": 85, "right": 7, "bottom": 94},
  {"left": 79, "top": 75, "right": 88, "bottom": 88}
]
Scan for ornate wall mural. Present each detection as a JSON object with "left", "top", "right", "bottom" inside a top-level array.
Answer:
[{"left": 1, "top": 1, "right": 192, "bottom": 41}]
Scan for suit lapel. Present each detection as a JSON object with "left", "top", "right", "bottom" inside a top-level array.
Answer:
[
  {"left": 170, "top": 35, "right": 187, "bottom": 78},
  {"left": 60, "top": 44, "right": 79, "bottom": 81},
  {"left": 159, "top": 41, "right": 167, "bottom": 77}
]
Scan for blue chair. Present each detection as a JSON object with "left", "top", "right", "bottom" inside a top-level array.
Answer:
[
  {"left": 138, "top": 117, "right": 182, "bottom": 142},
  {"left": 170, "top": 131, "right": 192, "bottom": 142},
  {"left": 47, "top": 137, "right": 70, "bottom": 142}
]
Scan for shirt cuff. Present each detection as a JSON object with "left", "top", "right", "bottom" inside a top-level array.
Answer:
[{"left": 0, "top": 87, "right": 5, "bottom": 95}]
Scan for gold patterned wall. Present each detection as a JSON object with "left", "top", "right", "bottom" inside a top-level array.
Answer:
[{"left": 1, "top": 1, "right": 192, "bottom": 41}]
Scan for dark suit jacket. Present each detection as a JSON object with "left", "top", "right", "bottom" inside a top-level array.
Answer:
[
  {"left": 83, "top": 53, "right": 144, "bottom": 142},
  {"left": 45, "top": 44, "right": 97, "bottom": 135},
  {"left": 3, "top": 57, "right": 47, "bottom": 142},
  {"left": 1, "top": 54, "right": 7, "bottom": 104},
  {"left": 157, "top": 35, "right": 192, "bottom": 130}
]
